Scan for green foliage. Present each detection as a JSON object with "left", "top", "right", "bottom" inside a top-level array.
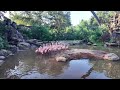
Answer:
[
  {"left": 30, "top": 25, "right": 51, "bottom": 41},
  {"left": 0, "top": 36, "right": 9, "bottom": 50},
  {"left": 0, "top": 21, "right": 9, "bottom": 50},
  {"left": 0, "top": 21, "right": 6, "bottom": 35},
  {"left": 20, "top": 25, "right": 52, "bottom": 41},
  {"left": 0, "top": 37, "right": 4, "bottom": 49},
  {"left": 7, "top": 11, "right": 115, "bottom": 45},
  {"left": 10, "top": 11, "right": 71, "bottom": 28},
  {"left": 96, "top": 11, "right": 115, "bottom": 25}
]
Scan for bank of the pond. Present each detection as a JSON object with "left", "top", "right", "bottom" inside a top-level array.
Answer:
[
  {"left": 55, "top": 49, "right": 119, "bottom": 62},
  {"left": 0, "top": 40, "right": 112, "bottom": 67}
]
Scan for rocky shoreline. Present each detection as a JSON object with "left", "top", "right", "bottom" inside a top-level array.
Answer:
[
  {"left": 0, "top": 39, "right": 43, "bottom": 66},
  {"left": 1, "top": 39, "right": 120, "bottom": 66},
  {"left": 0, "top": 16, "right": 44, "bottom": 66},
  {"left": 55, "top": 49, "right": 120, "bottom": 62}
]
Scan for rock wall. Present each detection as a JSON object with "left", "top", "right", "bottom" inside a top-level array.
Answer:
[
  {"left": 0, "top": 16, "right": 39, "bottom": 64},
  {"left": 109, "top": 12, "right": 120, "bottom": 44}
]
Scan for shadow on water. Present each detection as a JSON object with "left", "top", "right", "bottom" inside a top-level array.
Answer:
[{"left": 0, "top": 45, "right": 120, "bottom": 79}]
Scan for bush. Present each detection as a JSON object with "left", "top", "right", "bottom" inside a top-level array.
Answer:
[
  {"left": 19, "top": 25, "right": 52, "bottom": 41},
  {"left": 0, "top": 36, "right": 8, "bottom": 50},
  {"left": 0, "top": 37, "right": 4, "bottom": 49}
]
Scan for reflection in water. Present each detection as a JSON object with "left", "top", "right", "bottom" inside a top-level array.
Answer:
[
  {"left": 0, "top": 49, "right": 70, "bottom": 79},
  {"left": 92, "top": 60, "right": 120, "bottom": 79},
  {"left": 57, "top": 59, "right": 93, "bottom": 79},
  {"left": 81, "top": 67, "right": 93, "bottom": 79},
  {"left": 0, "top": 45, "right": 120, "bottom": 79}
]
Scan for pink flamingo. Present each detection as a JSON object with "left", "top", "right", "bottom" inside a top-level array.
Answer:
[{"left": 35, "top": 42, "right": 69, "bottom": 54}]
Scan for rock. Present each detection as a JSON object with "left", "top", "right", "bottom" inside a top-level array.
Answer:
[
  {"left": 7, "top": 45, "right": 19, "bottom": 53},
  {"left": 30, "top": 44, "right": 38, "bottom": 49},
  {"left": 26, "top": 39, "right": 43, "bottom": 47},
  {"left": 0, "top": 49, "right": 13, "bottom": 57},
  {"left": 103, "top": 53, "right": 120, "bottom": 60},
  {"left": 8, "top": 75, "right": 20, "bottom": 79},
  {"left": 0, "top": 56, "right": 5, "bottom": 60},
  {"left": 7, "top": 27, "right": 24, "bottom": 44},
  {"left": 87, "top": 42, "right": 92, "bottom": 45},
  {"left": 56, "top": 56, "right": 67, "bottom": 62},
  {"left": 105, "top": 42, "right": 119, "bottom": 47},
  {"left": 54, "top": 49, "right": 119, "bottom": 62},
  {"left": 16, "top": 31, "right": 24, "bottom": 42},
  {"left": 93, "top": 44, "right": 97, "bottom": 46},
  {"left": 3, "top": 18, "right": 25, "bottom": 46},
  {"left": 0, "top": 60, "right": 4, "bottom": 66},
  {"left": 18, "top": 42, "right": 30, "bottom": 50},
  {"left": 18, "top": 42, "right": 30, "bottom": 47},
  {"left": 35, "top": 42, "right": 43, "bottom": 46},
  {"left": 100, "top": 32, "right": 110, "bottom": 42},
  {"left": 26, "top": 39, "right": 37, "bottom": 44},
  {"left": 109, "top": 13, "right": 120, "bottom": 43}
]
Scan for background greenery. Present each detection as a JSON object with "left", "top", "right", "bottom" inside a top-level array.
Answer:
[{"left": 0, "top": 11, "right": 116, "bottom": 49}]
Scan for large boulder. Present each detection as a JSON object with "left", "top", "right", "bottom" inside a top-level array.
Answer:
[
  {"left": 103, "top": 53, "right": 120, "bottom": 60},
  {"left": 87, "top": 42, "right": 92, "bottom": 45},
  {"left": 35, "top": 42, "right": 43, "bottom": 46},
  {"left": 0, "top": 49, "right": 13, "bottom": 57},
  {"left": 56, "top": 56, "right": 67, "bottom": 62},
  {"left": 0, "top": 56, "right": 5, "bottom": 60},
  {"left": 4, "top": 19, "right": 24, "bottom": 45},
  {"left": 7, "top": 75, "right": 20, "bottom": 79},
  {"left": 26, "top": 39, "right": 38, "bottom": 44},
  {"left": 30, "top": 44, "right": 38, "bottom": 49},
  {"left": 18, "top": 42, "right": 30, "bottom": 50},
  {"left": 26, "top": 39, "right": 42, "bottom": 47},
  {"left": 93, "top": 44, "right": 97, "bottom": 46},
  {"left": 0, "top": 60, "right": 4, "bottom": 66},
  {"left": 105, "top": 42, "right": 119, "bottom": 47},
  {"left": 7, "top": 45, "right": 19, "bottom": 54},
  {"left": 55, "top": 49, "right": 120, "bottom": 62}
]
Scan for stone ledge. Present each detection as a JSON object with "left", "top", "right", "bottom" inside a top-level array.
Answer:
[{"left": 55, "top": 49, "right": 120, "bottom": 62}]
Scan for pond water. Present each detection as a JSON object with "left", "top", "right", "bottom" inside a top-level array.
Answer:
[{"left": 0, "top": 45, "right": 120, "bottom": 79}]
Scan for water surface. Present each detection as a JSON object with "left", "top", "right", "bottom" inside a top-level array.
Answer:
[{"left": 0, "top": 45, "right": 120, "bottom": 79}]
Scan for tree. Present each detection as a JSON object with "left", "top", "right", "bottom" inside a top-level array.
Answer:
[
  {"left": 91, "top": 11, "right": 115, "bottom": 26},
  {"left": 9, "top": 11, "right": 44, "bottom": 26},
  {"left": 9, "top": 11, "right": 71, "bottom": 40},
  {"left": 9, "top": 11, "right": 71, "bottom": 28},
  {"left": 91, "top": 11, "right": 101, "bottom": 25}
]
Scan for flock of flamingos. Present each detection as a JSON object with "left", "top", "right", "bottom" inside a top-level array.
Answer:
[{"left": 35, "top": 42, "right": 69, "bottom": 54}]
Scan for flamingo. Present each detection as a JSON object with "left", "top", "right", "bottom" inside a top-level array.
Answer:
[
  {"left": 48, "top": 44, "right": 52, "bottom": 52},
  {"left": 35, "top": 42, "right": 69, "bottom": 55},
  {"left": 65, "top": 44, "right": 68, "bottom": 49},
  {"left": 45, "top": 44, "right": 49, "bottom": 53},
  {"left": 35, "top": 49, "right": 38, "bottom": 53},
  {"left": 52, "top": 44, "right": 56, "bottom": 51}
]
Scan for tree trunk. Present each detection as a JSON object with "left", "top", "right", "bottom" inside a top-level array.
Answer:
[{"left": 91, "top": 11, "right": 101, "bottom": 25}]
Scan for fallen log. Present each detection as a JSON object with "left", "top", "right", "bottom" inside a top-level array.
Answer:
[{"left": 55, "top": 49, "right": 120, "bottom": 62}]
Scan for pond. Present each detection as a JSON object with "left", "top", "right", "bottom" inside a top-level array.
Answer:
[{"left": 0, "top": 45, "right": 120, "bottom": 79}]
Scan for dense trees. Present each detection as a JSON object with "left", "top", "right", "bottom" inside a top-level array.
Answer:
[
  {"left": 0, "top": 11, "right": 117, "bottom": 49},
  {"left": 9, "top": 11, "right": 116, "bottom": 42},
  {"left": 9, "top": 11, "right": 72, "bottom": 41},
  {"left": 0, "top": 12, "right": 9, "bottom": 49}
]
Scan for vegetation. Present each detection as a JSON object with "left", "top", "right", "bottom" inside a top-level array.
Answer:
[
  {"left": 0, "top": 21, "right": 9, "bottom": 49},
  {"left": 0, "top": 11, "right": 117, "bottom": 49}
]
